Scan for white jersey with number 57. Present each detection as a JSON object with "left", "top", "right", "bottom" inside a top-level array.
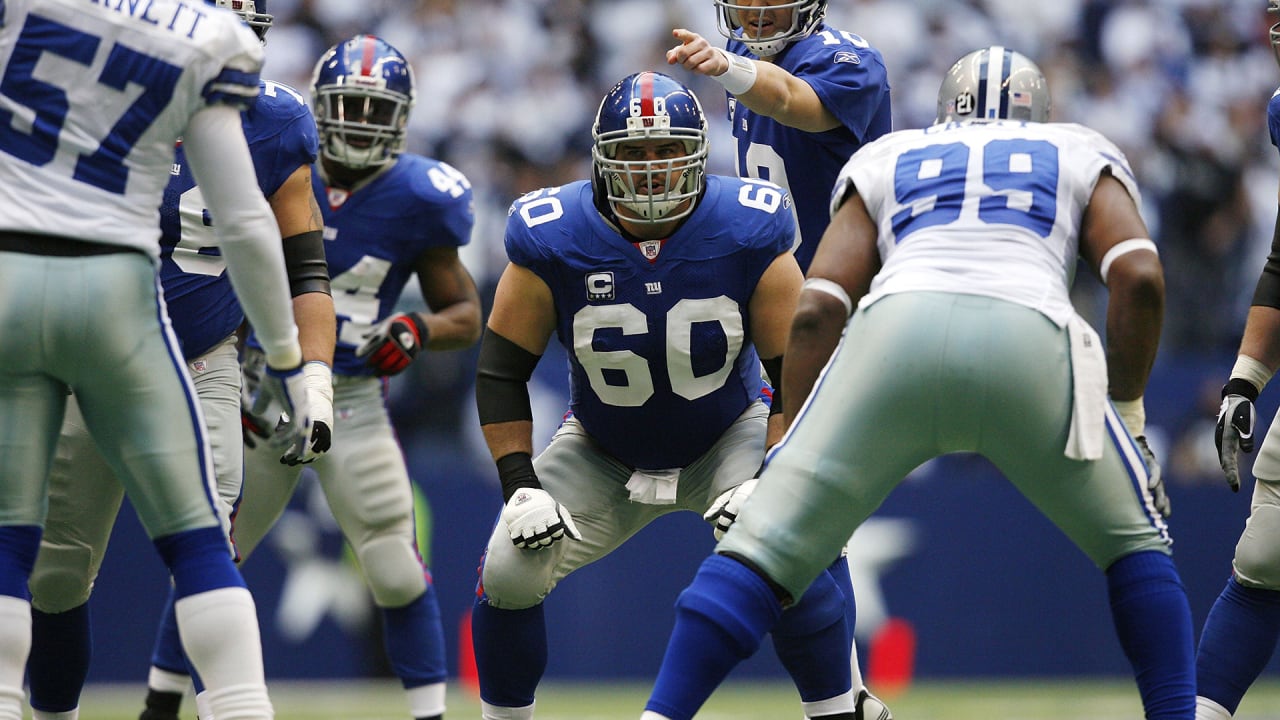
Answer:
[
  {"left": 834, "top": 120, "right": 1142, "bottom": 327},
  {"left": 0, "top": 0, "right": 262, "bottom": 256}
]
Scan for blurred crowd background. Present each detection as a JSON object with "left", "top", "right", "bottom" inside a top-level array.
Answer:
[{"left": 256, "top": 0, "right": 1280, "bottom": 487}]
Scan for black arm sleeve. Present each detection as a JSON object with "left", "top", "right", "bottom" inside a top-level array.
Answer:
[
  {"left": 761, "top": 355, "right": 784, "bottom": 416},
  {"left": 1251, "top": 211, "right": 1280, "bottom": 309},
  {"left": 281, "top": 230, "right": 331, "bottom": 297},
  {"left": 475, "top": 328, "right": 541, "bottom": 425}
]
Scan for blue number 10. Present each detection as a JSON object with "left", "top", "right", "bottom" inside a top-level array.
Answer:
[
  {"left": 891, "top": 138, "right": 1058, "bottom": 241},
  {"left": 0, "top": 14, "right": 182, "bottom": 195}
]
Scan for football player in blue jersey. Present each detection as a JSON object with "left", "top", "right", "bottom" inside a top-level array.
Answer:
[
  {"left": 640, "top": 48, "right": 1192, "bottom": 720},
  {"left": 0, "top": 1, "right": 315, "bottom": 719},
  {"left": 1198, "top": 3, "right": 1280, "bottom": 718},
  {"left": 134, "top": 34, "right": 482, "bottom": 720},
  {"left": 20, "top": 2, "right": 337, "bottom": 719},
  {"left": 667, "top": 4, "right": 892, "bottom": 715},
  {"left": 470, "top": 70, "right": 860, "bottom": 720}
]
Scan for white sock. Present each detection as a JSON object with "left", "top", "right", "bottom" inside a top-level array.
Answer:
[
  {"left": 802, "top": 689, "right": 856, "bottom": 718},
  {"left": 406, "top": 681, "right": 446, "bottom": 718},
  {"left": 174, "top": 588, "right": 271, "bottom": 719},
  {"left": 195, "top": 690, "right": 215, "bottom": 720},
  {"left": 147, "top": 666, "right": 192, "bottom": 694},
  {"left": 481, "top": 700, "right": 534, "bottom": 720},
  {"left": 0, "top": 596, "right": 31, "bottom": 720},
  {"left": 640, "top": 713, "right": 672, "bottom": 720},
  {"left": 31, "top": 710, "right": 78, "bottom": 720},
  {"left": 1195, "top": 695, "right": 1233, "bottom": 720}
]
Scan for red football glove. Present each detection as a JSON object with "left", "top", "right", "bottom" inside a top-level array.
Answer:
[{"left": 355, "top": 312, "right": 428, "bottom": 376}]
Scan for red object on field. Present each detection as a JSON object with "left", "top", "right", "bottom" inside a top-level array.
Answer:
[
  {"left": 458, "top": 610, "right": 479, "bottom": 697},
  {"left": 866, "top": 617, "right": 916, "bottom": 696}
]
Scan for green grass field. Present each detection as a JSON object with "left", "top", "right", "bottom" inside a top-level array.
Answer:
[{"left": 71, "top": 678, "right": 1280, "bottom": 719}]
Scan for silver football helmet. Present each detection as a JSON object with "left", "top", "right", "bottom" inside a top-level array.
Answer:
[
  {"left": 713, "top": 0, "right": 828, "bottom": 58},
  {"left": 935, "top": 46, "right": 1050, "bottom": 124}
]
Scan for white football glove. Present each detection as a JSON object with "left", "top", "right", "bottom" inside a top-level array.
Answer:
[
  {"left": 278, "top": 361, "right": 333, "bottom": 466},
  {"left": 502, "top": 487, "right": 580, "bottom": 550},
  {"left": 704, "top": 478, "right": 757, "bottom": 541},
  {"left": 253, "top": 360, "right": 313, "bottom": 464}
]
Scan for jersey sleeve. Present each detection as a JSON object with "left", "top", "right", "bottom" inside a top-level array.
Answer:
[
  {"left": 503, "top": 192, "right": 557, "bottom": 277},
  {"left": 792, "top": 36, "right": 892, "bottom": 144},
  {"left": 249, "top": 83, "right": 319, "bottom": 197},
  {"left": 200, "top": 20, "right": 264, "bottom": 112},
  {"left": 414, "top": 160, "right": 475, "bottom": 250},
  {"left": 1059, "top": 123, "right": 1142, "bottom": 210}
]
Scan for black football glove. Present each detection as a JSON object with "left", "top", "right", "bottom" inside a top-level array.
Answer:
[
  {"left": 355, "top": 313, "right": 428, "bottom": 376},
  {"left": 1216, "top": 378, "right": 1259, "bottom": 493}
]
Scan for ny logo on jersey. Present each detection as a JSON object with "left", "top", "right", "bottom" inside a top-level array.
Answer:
[
  {"left": 586, "top": 272, "right": 615, "bottom": 302},
  {"left": 645, "top": 282, "right": 662, "bottom": 295}
]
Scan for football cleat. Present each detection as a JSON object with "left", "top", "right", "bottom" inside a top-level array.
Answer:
[{"left": 855, "top": 689, "right": 893, "bottom": 720}]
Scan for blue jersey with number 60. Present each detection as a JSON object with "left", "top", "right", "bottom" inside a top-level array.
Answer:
[
  {"left": 505, "top": 175, "right": 792, "bottom": 470},
  {"left": 158, "top": 81, "right": 319, "bottom": 360}
]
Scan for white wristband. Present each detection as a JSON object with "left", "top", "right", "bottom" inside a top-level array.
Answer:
[
  {"left": 1099, "top": 238, "right": 1158, "bottom": 285},
  {"left": 713, "top": 48, "right": 758, "bottom": 95},
  {"left": 1231, "top": 354, "right": 1273, "bottom": 394},
  {"left": 1112, "top": 398, "right": 1145, "bottom": 438},
  {"left": 302, "top": 361, "right": 334, "bottom": 405},
  {"left": 802, "top": 278, "right": 854, "bottom": 317}
]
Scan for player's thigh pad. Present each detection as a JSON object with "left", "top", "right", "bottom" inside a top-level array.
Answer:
[
  {"left": 720, "top": 294, "right": 963, "bottom": 599},
  {"left": 1249, "top": 417, "right": 1280, "bottom": 481},
  {"left": 189, "top": 336, "right": 243, "bottom": 519},
  {"left": 40, "top": 253, "right": 219, "bottom": 539},
  {"left": 1233, "top": 478, "right": 1280, "bottom": 590},
  {"left": 480, "top": 419, "right": 666, "bottom": 609},
  {"left": 965, "top": 301, "right": 1170, "bottom": 569},
  {"left": 29, "top": 396, "right": 124, "bottom": 612},
  {"left": 317, "top": 377, "right": 425, "bottom": 608}
]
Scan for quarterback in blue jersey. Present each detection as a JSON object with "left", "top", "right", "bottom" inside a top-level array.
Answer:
[
  {"left": 137, "top": 34, "right": 482, "bottom": 720},
  {"left": 0, "top": 0, "right": 316, "bottom": 718},
  {"left": 668, "top": 4, "right": 892, "bottom": 714},
  {"left": 1198, "top": 4, "right": 1280, "bottom": 718},
  {"left": 471, "top": 71, "right": 860, "bottom": 720},
  {"left": 21, "top": 3, "right": 337, "bottom": 719},
  {"left": 667, "top": 0, "right": 891, "bottom": 272}
]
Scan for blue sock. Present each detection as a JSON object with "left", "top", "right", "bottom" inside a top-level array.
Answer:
[
  {"left": 826, "top": 555, "right": 857, "bottom": 650},
  {"left": 471, "top": 596, "right": 547, "bottom": 707},
  {"left": 0, "top": 525, "right": 41, "bottom": 599},
  {"left": 771, "top": 567, "right": 852, "bottom": 702},
  {"left": 152, "top": 527, "right": 244, "bottom": 598},
  {"left": 383, "top": 584, "right": 447, "bottom": 688},
  {"left": 1106, "top": 551, "right": 1195, "bottom": 720},
  {"left": 149, "top": 587, "right": 189, "bottom": 675},
  {"left": 28, "top": 602, "right": 91, "bottom": 712},
  {"left": 1195, "top": 576, "right": 1280, "bottom": 714},
  {"left": 644, "top": 554, "right": 783, "bottom": 720}
]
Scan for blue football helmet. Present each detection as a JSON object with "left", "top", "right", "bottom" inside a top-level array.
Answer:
[
  {"left": 206, "top": 0, "right": 272, "bottom": 42},
  {"left": 714, "top": 0, "right": 828, "bottom": 57},
  {"left": 591, "top": 71, "right": 708, "bottom": 224},
  {"left": 935, "top": 46, "right": 1051, "bottom": 124},
  {"left": 311, "top": 35, "right": 415, "bottom": 170}
]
